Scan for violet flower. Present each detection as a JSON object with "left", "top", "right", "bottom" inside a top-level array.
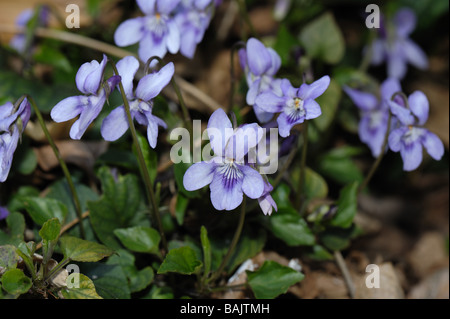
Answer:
[
  {"left": 101, "top": 56, "right": 172, "bottom": 148},
  {"left": 51, "top": 54, "right": 119, "bottom": 140},
  {"left": 255, "top": 76, "right": 330, "bottom": 137},
  {"left": 369, "top": 8, "right": 428, "bottom": 79},
  {"left": 1, "top": 98, "right": 31, "bottom": 182},
  {"left": 388, "top": 91, "right": 444, "bottom": 171},
  {"left": 183, "top": 109, "right": 265, "bottom": 211},
  {"left": 10, "top": 6, "right": 49, "bottom": 54},
  {"left": 239, "top": 38, "right": 283, "bottom": 123},
  {"left": 174, "top": 0, "right": 215, "bottom": 59},
  {"left": 258, "top": 180, "right": 277, "bottom": 216},
  {"left": 0, "top": 206, "right": 9, "bottom": 220},
  {"left": 343, "top": 78, "right": 401, "bottom": 157},
  {"left": 114, "top": 0, "right": 181, "bottom": 63}
]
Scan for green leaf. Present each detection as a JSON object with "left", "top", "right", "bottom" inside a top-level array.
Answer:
[
  {"left": 61, "top": 274, "right": 102, "bottom": 299},
  {"left": 317, "top": 146, "right": 365, "bottom": 185},
  {"left": 0, "top": 212, "right": 25, "bottom": 246},
  {"left": 39, "top": 218, "right": 61, "bottom": 263},
  {"left": 271, "top": 183, "right": 292, "bottom": 209},
  {"left": 12, "top": 145, "right": 37, "bottom": 176},
  {"left": 200, "top": 226, "right": 211, "bottom": 277},
  {"left": 268, "top": 207, "right": 315, "bottom": 246},
  {"left": 299, "top": 12, "right": 345, "bottom": 64},
  {"left": 305, "top": 245, "right": 334, "bottom": 261},
  {"left": 82, "top": 263, "right": 131, "bottom": 299},
  {"left": 312, "top": 79, "right": 341, "bottom": 133},
  {"left": 273, "top": 24, "right": 299, "bottom": 65},
  {"left": 304, "top": 167, "right": 328, "bottom": 200},
  {"left": 142, "top": 285, "right": 174, "bottom": 299},
  {"left": 175, "top": 193, "right": 189, "bottom": 225},
  {"left": 88, "top": 167, "right": 144, "bottom": 249},
  {"left": 134, "top": 131, "right": 158, "bottom": 183},
  {"left": 22, "top": 197, "right": 68, "bottom": 226},
  {"left": 158, "top": 246, "right": 203, "bottom": 275},
  {"left": 226, "top": 229, "right": 267, "bottom": 272},
  {"left": 114, "top": 226, "right": 161, "bottom": 256},
  {"left": 59, "top": 236, "right": 114, "bottom": 262},
  {"left": 0, "top": 269, "right": 32, "bottom": 295},
  {"left": 106, "top": 249, "right": 154, "bottom": 293},
  {"left": 33, "top": 45, "right": 72, "bottom": 72},
  {"left": 330, "top": 182, "right": 359, "bottom": 228},
  {"left": 39, "top": 218, "right": 61, "bottom": 242},
  {"left": 247, "top": 261, "right": 304, "bottom": 299},
  {"left": 320, "top": 226, "right": 355, "bottom": 251},
  {"left": 0, "top": 245, "right": 20, "bottom": 270}
]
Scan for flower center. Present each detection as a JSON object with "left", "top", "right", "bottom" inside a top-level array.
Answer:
[
  {"left": 294, "top": 98, "right": 304, "bottom": 110},
  {"left": 217, "top": 161, "right": 243, "bottom": 189}
]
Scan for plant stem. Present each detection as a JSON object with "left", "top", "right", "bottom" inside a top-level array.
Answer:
[
  {"left": 334, "top": 250, "right": 355, "bottom": 299},
  {"left": 273, "top": 136, "right": 300, "bottom": 189},
  {"left": 25, "top": 95, "right": 85, "bottom": 239},
  {"left": 208, "top": 197, "right": 247, "bottom": 283},
  {"left": 229, "top": 41, "right": 245, "bottom": 111},
  {"left": 109, "top": 60, "right": 168, "bottom": 255},
  {"left": 295, "top": 122, "right": 309, "bottom": 212},
  {"left": 44, "top": 258, "right": 70, "bottom": 283}
]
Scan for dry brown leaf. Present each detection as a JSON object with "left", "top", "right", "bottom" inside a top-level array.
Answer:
[
  {"left": 355, "top": 262, "right": 405, "bottom": 299},
  {"left": 408, "top": 267, "right": 449, "bottom": 299},
  {"left": 34, "top": 140, "right": 108, "bottom": 173},
  {"left": 407, "top": 232, "right": 449, "bottom": 279}
]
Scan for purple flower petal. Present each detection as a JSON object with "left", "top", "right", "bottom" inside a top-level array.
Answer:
[
  {"left": 403, "top": 39, "right": 428, "bottom": 70},
  {"left": 246, "top": 78, "right": 261, "bottom": 105},
  {"left": 304, "top": 99, "right": 322, "bottom": 120},
  {"left": 388, "top": 100, "right": 415, "bottom": 125},
  {"left": 408, "top": 91, "right": 429, "bottom": 125},
  {"left": 157, "top": 0, "right": 181, "bottom": 14},
  {"left": 253, "top": 105, "right": 275, "bottom": 123},
  {"left": 0, "top": 126, "right": 20, "bottom": 182},
  {"left": 388, "top": 126, "right": 408, "bottom": 152},
  {"left": 70, "top": 94, "right": 106, "bottom": 140},
  {"left": 137, "top": 0, "right": 156, "bottom": 15},
  {"left": 166, "top": 20, "right": 181, "bottom": 54},
  {"left": 370, "top": 39, "right": 386, "bottom": 65},
  {"left": 380, "top": 78, "right": 402, "bottom": 105},
  {"left": 50, "top": 96, "right": 84, "bottom": 123},
  {"left": 246, "top": 38, "right": 272, "bottom": 76},
  {"left": 298, "top": 75, "right": 330, "bottom": 101},
  {"left": 225, "top": 123, "right": 263, "bottom": 162},
  {"left": 387, "top": 52, "right": 407, "bottom": 79},
  {"left": 0, "top": 206, "right": 9, "bottom": 220},
  {"left": 100, "top": 106, "right": 129, "bottom": 141},
  {"left": 0, "top": 102, "right": 18, "bottom": 132},
  {"left": 114, "top": 17, "right": 145, "bottom": 47},
  {"left": 210, "top": 165, "right": 243, "bottom": 210},
  {"left": 116, "top": 56, "right": 140, "bottom": 99},
  {"left": 138, "top": 34, "right": 168, "bottom": 64},
  {"left": 343, "top": 86, "right": 378, "bottom": 111},
  {"left": 183, "top": 161, "right": 216, "bottom": 191},
  {"left": 267, "top": 48, "right": 281, "bottom": 76},
  {"left": 180, "top": 28, "right": 197, "bottom": 59},
  {"left": 393, "top": 8, "right": 416, "bottom": 38},
  {"left": 422, "top": 131, "right": 444, "bottom": 161},
  {"left": 240, "top": 164, "right": 264, "bottom": 199},
  {"left": 136, "top": 62, "right": 174, "bottom": 101},
  {"left": 277, "top": 112, "right": 297, "bottom": 138},
  {"left": 207, "top": 108, "right": 233, "bottom": 157},
  {"left": 76, "top": 55, "right": 107, "bottom": 95},
  {"left": 280, "top": 79, "right": 297, "bottom": 98},
  {"left": 254, "top": 92, "right": 285, "bottom": 113},
  {"left": 400, "top": 139, "right": 423, "bottom": 171}
]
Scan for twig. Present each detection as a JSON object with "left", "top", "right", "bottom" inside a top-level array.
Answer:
[
  {"left": 0, "top": 25, "right": 223, "bottom": 113},
  {"left": 334, "top": 250, "right": 356, "bottom": 299}
]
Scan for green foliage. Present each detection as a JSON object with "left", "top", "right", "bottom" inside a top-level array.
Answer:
[
  {"left": 158, "top": 246, "right": 203, "bottom": 275},
  {"left": 268, "top": 207, "right": 315, "bottom": 246},
  {"left": 299, "top": 12, "right": 345, "bottom": 64},
  {"left": 59, "top": 236, "right": 114, "bottom": 262},
  {"left": 61, "top": 274, "right": 102, "bottom": 299},
  {"left": 247, "top": 261, "right": 304, "bottom": 299},
  {"left": 114, "top": 226, "right": 161, "bottom": 256},
  {"left": 0, "top": 269, "right": 32, "bottom": 296},
  {"left": 22, "top": 197, "right": 68, "bottom": 226}
]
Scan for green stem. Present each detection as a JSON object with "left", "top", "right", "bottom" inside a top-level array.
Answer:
[
  {"left": 273, "top": 136, "right": 300, "bottom": 189},
  {"left": 229, "top": 41, "right": 245, "bottom": 110},
  {"left": 295, "top": 122, "right": 308, "bottom": 212},
  {"left": 208, "top": 197, "right": 247, "bottom": 283},
  {"left": 108, "top": 60, "right": 168, "bottom": 254},
  {"left": 44, "top": 258, "right": 70, "bottom": 283},
  {"left": 25, "top": 95, "right": 85, "bottom": 239},
  {"left": 236, "top": 0, "right": 257, "bottom": 39}
]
